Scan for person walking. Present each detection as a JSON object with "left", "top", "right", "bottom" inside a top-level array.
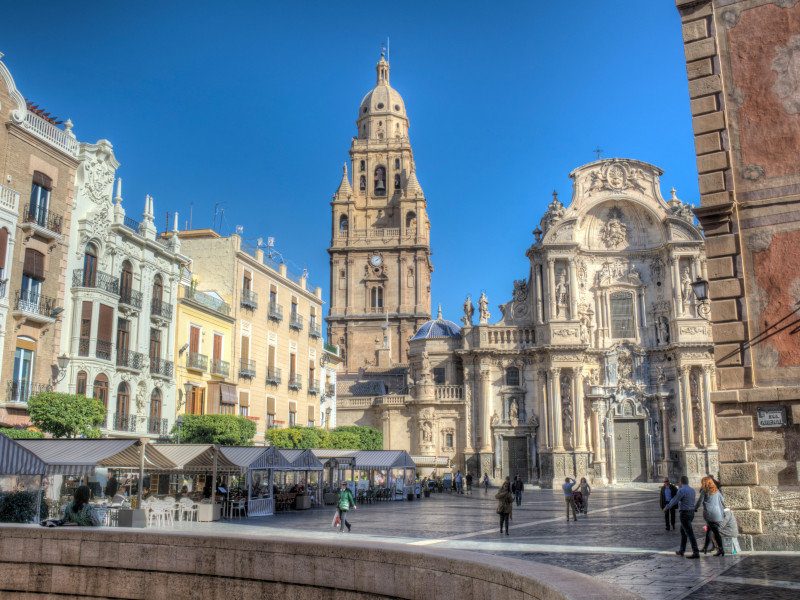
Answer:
[
  {"left": 455, "top": 471, "right": 463, "bottom": 494},
  {"left": 562, "top": 477, "right": 578, "bottom": 522},
  {"left": 511, "top": 475, "right": 524, "bottom": 506},
  {"left": 466, "top": 473, "right": 473, "bottom": 494},
  {"left": 696, "top": 476, "right": 725, "bottom": 556},
  {"left": 483, "top": 473, "right": 489, "bottom": 492},
  {"left": 337, "top": 481, "right": 357, "bottom": 533},
  {"left": 577, "top": 477, "right": 591, "bottom": 514},
  {"left": 660, "top": 478, "right": 678, "bottom": 530},
  {"left": 664, "top": 475, "right": 700, "bottom": 558},
  {"left": 495, "top": 481, "right": 513, "bottom": 535}
]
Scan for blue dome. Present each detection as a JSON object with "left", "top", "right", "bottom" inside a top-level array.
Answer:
[{"left": 410, "top": 306, "right": 461, "bottom": 340}]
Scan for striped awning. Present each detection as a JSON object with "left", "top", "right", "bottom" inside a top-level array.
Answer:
[
  {"left": 15, "top": 438, "right": 165, "bottom": 475},
  {"left": 411, "top": 455, "right": 451, "bottom": 468},
  {"left": 351, "top": 450, "right": 416, "bottom": 470},
  {"left": 218, "top": 446, "right": 270, "bottom": 469},
  {"left": 148, "top": 444, "right": 240, "bottom": 472},
  {"left": 245, "top": 446, "right": 293, "bottom": 470},
  {"left": 275, "top": 448, "right": 323, "bottom": 471},
  {"left": 0, "top": 433, "right": 47, "bottom": 475}
]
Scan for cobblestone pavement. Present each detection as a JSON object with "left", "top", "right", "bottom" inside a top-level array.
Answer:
[{"left": 165, "top": 487, "right": 800, "bottom": 599}]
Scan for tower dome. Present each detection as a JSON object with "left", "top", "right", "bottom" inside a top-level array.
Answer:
[
  {"left": 356, "top": 54, "right": 409, "bottom": 140},
  {"left": 410, "top": 306, "right": 461, "bottom": 340}
]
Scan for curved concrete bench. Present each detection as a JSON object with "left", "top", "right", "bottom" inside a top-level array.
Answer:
[{"left": 0, "top": 525, "right": 640, "bottom": 599}]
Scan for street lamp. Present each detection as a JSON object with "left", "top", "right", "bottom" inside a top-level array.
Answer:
[
  {"left": 176, "top": 414, "right": 184, "bottom": 444},
  {"left": 180, "top": 381, "right": 193, "bottom": 410},
  {"left": 53, "top": 354, "right": 70, "bottom": 384},
  {"left": 691, "top": 277, "right": 711, "bottom": 320}
]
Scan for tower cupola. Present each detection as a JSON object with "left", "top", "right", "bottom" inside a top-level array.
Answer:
[{"left": 357, "top": 54, "right": 408, "bottom": 140}]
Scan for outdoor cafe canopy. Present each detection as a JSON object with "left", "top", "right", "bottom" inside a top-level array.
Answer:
[
  {"left": 311, "top": 449, "right": 416, "bottom": 471},
  {"left": 0, "top": 433, "right": 46, "bottom": 475},
  {"left": 275, "top": 448, "right": 324, "bottom": 471}
]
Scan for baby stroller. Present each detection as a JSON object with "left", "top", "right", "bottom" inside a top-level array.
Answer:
[{"left": 573, "top": 491, "right": 585, "bottom": 513}]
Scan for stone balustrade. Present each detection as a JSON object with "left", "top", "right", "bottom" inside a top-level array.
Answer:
[
  {"left": 435, "top": 385, "right": 464, "bottom": 400},
  {"left": 481, "top": 327, "right": 537, "bottom": 347}
]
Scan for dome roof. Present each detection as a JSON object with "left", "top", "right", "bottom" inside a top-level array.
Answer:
[
  {"left": 358, "top": 54, "right": 407, "bottom": 120},
  {"left": 410, "top": 306, "right": 461, "bottom": 340}
]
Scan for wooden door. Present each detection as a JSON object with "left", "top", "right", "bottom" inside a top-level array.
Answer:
[{"left": 614, "top": 420, "right": 646, "bottom": 482}]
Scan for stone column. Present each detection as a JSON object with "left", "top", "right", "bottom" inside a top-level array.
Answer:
[
  {"left": 659, "top": 398, "right": 671, "bottom": 465},
  {"left": 534, "top": 264, "right": 543, "bottom": 324},
  {"left": 464, "top": 366, "right": 474, "bottom": 453},
  {"left": 671, "top": 256, "right": 683, "bottom": 317},
  {"left": 479, "top": 366, "right": 492, "bottom": 453},
  {"left": 547, "top": 258, "right": 557, "bottom": 320},
  {"left": 569, "top": 259, "right": 579, "bottom": 320},
  {"left": 702, "top": 365, "right": 716, "bottom": 449},
  {"left": 551, "top": 367, "right": 563, "bottom": 451},
  {"left": 381, "top": 411, "right": 391, "bottom": 452},
  {"left": 539, "top": 369, "right": 550, "bottom": 448},
  {"left": 680, "top": 366, "right": 695, "bottom": 448},
  {"left": 575, "top": 369, "right": 586, "bottom": 451}
]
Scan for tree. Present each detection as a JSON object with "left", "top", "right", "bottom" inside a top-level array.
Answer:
[
  {"left": 27, "top": 393, "right": 105, "bottom": 439},
  {"left": 0, "top": 428, "right": 45, "bottom": 439},
  {"left": 321, "top": 430, "right": 361, "bottom": 449},
  {"left": 172, "top": 414, "right": 256, "bottom": 446},
  {"left": 265, "top": 426, "right": 323, "bottom": 449},
  {"left": 333, "top": 425, "right": 383, "bottom": 450}
]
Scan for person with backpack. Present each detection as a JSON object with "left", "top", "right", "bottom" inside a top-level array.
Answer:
[
  {"left": 511, "top": 475, "right": 524, "bottom": 506},
  {"left": 336, "top": 481, "right": 357, "bottom": 533}
]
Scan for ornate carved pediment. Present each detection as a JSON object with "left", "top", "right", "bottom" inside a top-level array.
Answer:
[
  {"left": 597, "top": 259, "right": 642, "bottom": 286},
  {"left": 586, "top": 160, "right": 648, "bottom": 196}
]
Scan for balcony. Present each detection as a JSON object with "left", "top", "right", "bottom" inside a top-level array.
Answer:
[
  {"left": 0, "top": 184, "right": 20, "bottom": 213},
  {"left": 268, "top": 302, "right": 283, "bottom": 322},
  {"left": 288, "top": 372, "right": 302, "bottom": 391},
  {"left": 326, "top": 383, "right": 336, "bottom": 397},
  {"left": 73, "top": 269, "right": 120, "bottom": 295},
  {"left": 78, "top": 338, "right": 89, "bottom": 357},
  {"left": 309, "top": 379, "right": 320, "bottom": 394},
  {"left": 289, "top": 312, "right": 303, "bottom": 331},
  {"left": 147, "top": 416, "right": 169, "bottom": 436},
  {"left": 211, "top": 358, "right": 230, "bottom": 378},
  {"left": 123, "top": 215, "right": 140, "bottom": 234},
  {"left": 116, "top": 349, "right": 144, "bottom": 371},
  {"left": 12, "top": 290, "right": 58, "bottom": 323},
  {"left": 96, "top": 340, "right": 113, "bottom": 361},
  {"left": 184, "top": 287, "right": 230, "bottom": 316},
  {"left": 239, "top": 359, "right": 256, "bottom": 379},
  {"left": 151, "top": 299, "right": 173, "bottom": 320},
  {"left": 113, "top": 413, "right": 137, "bottom": 432},
  {"left": 150, "top": 357, "right": 174, "bottom": 379},
  {"left": 21, "top": 203, "right": 63, "bottom": 240},
  {"left": 6, "top": 380, "right": 51, "bottom": 404},
  {"left": 23, "top": 110, "right": 79, "bottom": 156},
  {"left": 266, "top": 366, "right": 281, "bottom": 385},
  {"left": 309, "top": 322, "right": 322, "bottom": 339},
  {"left": 186, "top": 352, "right": 208, "bottom": 372},
  {"left": 241, "top": 288, "right": 258, "bottom": 310},
  {"left": 119, "top": 288, "right": 143, "bottom": 310},
  {"left": 324, "top": 343, "right": 340, "bottom": 357}
]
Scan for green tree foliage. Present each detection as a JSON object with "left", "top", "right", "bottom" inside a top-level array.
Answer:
[
  {"left": 172, "top": 414, "right": 256, "bottom": 446},
  {"left": 320, "top": 430, "right": 361, "bottom": 449},
  {"left": 265, "top": 426, "right": 323, "bottom": 449},
  {"left": 27, "top": 393, "right": 105, "bottom": 439},
  {"left": 0, "top": 428, "right": 45, "bottom": 439},
  {"left": 0, "top": 490, "right": 47, "bottom": 523},
  {"left": 264, "top": 425, "right": 382, "bottom": 450},
  {"left": 333, "top": 425, "right": 383, "bottom": 450}
]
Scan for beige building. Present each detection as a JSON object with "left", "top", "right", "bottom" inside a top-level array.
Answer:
[
  {"left": 676, "top": 0, "right": 800, "bottom": 550},
  {"left": 174, "top": 231, "right": 325, "bottom": 441},
  {"left": 0, "top": 54, "right": 78, "bottom": 427}
]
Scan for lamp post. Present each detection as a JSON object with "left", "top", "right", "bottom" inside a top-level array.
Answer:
[
  {"left": 53, "top": 354, "right": 70, "bottom": 385},
  {"left": 176, "top": 414, "right": 184, "bottom": 444}
]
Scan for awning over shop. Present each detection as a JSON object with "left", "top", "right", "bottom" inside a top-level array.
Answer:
[
  {"left": 218, "top": 446, "right": 270, "bottom": 469},
  {"left": 0, "top": 433, "right": 46, "bottom": 475},
  {"left": 16, "top": 438, "right": 174, "bottom": 475},
  {"left": 247, "top": 446, "right": 293, "bottom": 470},
  {"left": 276, "top": 448, "right": 324, "bottom": 471}
]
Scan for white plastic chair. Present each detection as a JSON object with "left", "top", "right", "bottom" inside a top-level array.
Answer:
[
  {"left": 179, "top": 498, "right": 198, "bottom": 522},
  {"left": 230, "top": 499, "right": 246, "bottom": 519}
]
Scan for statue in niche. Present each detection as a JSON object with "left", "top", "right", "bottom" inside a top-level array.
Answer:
[
  {"left": 490, "top": 411, "right": 500, "bottom": 425},
  {"left": 560, "top": 374, "right": 571, "bottom": 405},
  {"left": 681, "top": 267, "right": 694, "bottom": 304},
  {"left": 478, "top": 292, "right": 491, "bottom": 324},
  {"left": 589, "top": 368, "right": 600, "bottom": 386},
  {"left": 656, "top": 366, "right": 667, "bottom": 387},
  {"left": 563, "top": 404, "right": 573, "bottom": 439},
  {"left": 420, "top": 351, "right": 431, "bottom": 383},
  {"left": 509, "top": 398, "right": 519, "bottom": 426},
  {"left": 657, "top": 316, "right": 670, "bottom": 346},
  {"left": 462, "top": 295, "right": 474, "bottom": 326},
  {"left": 422, "top": 422, "right": 432, "bottom": 443},
  {"left": 555, "top": 271, "right": 569, "bottom": 316}
]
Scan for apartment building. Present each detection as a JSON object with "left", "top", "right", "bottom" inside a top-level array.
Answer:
[{"left": 170, "top": 231, "right": 325, "bottom": 442}]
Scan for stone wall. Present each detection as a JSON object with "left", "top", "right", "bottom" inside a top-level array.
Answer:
[{"left": 0, "top": 525, "right": 637, "bottom": 600}]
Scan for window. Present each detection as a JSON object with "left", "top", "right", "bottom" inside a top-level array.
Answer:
[
  {"left": 359, "top": 175, "right": 366, "bottom": 191},
  {"left": 212, "top": 333, "right": 222, "bottom": 362},
  {"left": 152, "top": 274, "right": 163, "bottom": 312},
  {"left": 394, "top": 158, "right": 400, "bottom": 170},
  {"left": 93, "top": 374, "right": 109, "bottom": 408},
  {"left": 28, "top": 171, "right": 51, "bottom": 227},
  {"left": 406, "top": 211, "right": 416, "bottom": 229},
  {"left": 359, "top": 160, "right": 365, "bottom": 172},
  {"left": 506, "top": 367, "right": 520, "bottom": 387},
  {"left": 394, "top": 174, "right": 401, "bottom": 190},
  {"left": 243, "top": 272, "right": 251, "bottom": 293},
  {"left": 79, "top": 302, "right": 92, "bottom": 356},
  {"left": 371, "top": 286, "right": 383, "bottom": 310},
  {"left": 96, "top": 304, "right": 114, "bottom": 361},
  {"left": 310, "top": 306, "right": 317, "bottom": 330},
  {"left": 76, "top": 370, "right": 88, "bottom": 396},
  {"left": 12, "top": 338, "right": 35, "bottom": 402},
  {"left": 21, "top": 249, "right": 45, "bottom": 309},
  {"left": 267, "top": 413, "right": 275, "bottom": 428},
  {"left": 189, "top": 325, "right": 200, "bottom": 354},
  {"left": 116, "top": 382, "right": 130, "bottom": 416},
  {"left": 149, "top": 389, "right": 162, "bottom": 433},
  {"left": 240, "top": 406, "right": 249, "bottom": 418},
  {"left": 82, "top": 244, "right": 97, "bottom": 287},
  {"left": 339, "top": 215, "right": 348, "bottom": 232},
  {"left": 188, "top": 386, "right": 205, "bottom": 415},
  {"left": 269, "top": 284, "right": 277, "bottom": 308},
  {"left": 289, "top": 409, "right": 296, "bottom": 426},
  {"left": 374, "top": 166, "right": 386, "bottom": 195},
  {"left": 446, "top": 433, "right": 454, "bottom": 447},
  {"left": 610, "top": 292, "right": 635, "bottom": 338},
  {"left": 120, "top": 260, "right": 133, "bottom": 303},
  {"left": 308, "top": 405, "right": 315, "bottom": 427},
  {"left": 116, "top": 318, "right": 130, "bottom": 365},
  {"left": 150, "top": 328, "right": 161, "bottom": 361},
  {"left": 291, "top": 297, "right": 298, "bottom": 319},
  {"left": 433, "top": 368, "right": 446, "bottom": 385}
]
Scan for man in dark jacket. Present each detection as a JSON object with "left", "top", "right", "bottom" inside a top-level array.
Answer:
[
  {"left": 660, "top": 477, "right": 678, "bottom": 530},
  {"left": 105, "top": 474, "right": 119, "bottom": 499},
  {"left": 511, "top": 475, "right": 524, "bottom": 506}
]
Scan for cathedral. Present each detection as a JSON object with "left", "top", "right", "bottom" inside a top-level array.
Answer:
[{"left": 329, "top": 56, "right": 717, "bottom": 486}]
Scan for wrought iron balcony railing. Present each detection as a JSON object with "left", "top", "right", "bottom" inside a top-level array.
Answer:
[
  {"left": 113, "top": 413, "right": 137, "bottom": 432},
  {"left": 23, "top": 203, "right": 62, "bottom": 235},
  {"left": 239, "top": 359, "right": 256, "bottom": 378},
  {"left": 309, "top": 379, "right": 320, "bottom": 394},
  {"left": 288, "top": 372, "right": 302, "bottom": 390},
  {"left": 289, "top": 312, "right": 303, "bottom": 331},
  {"left": 14, "top": 290, "right": 58, "bottom": 318},
  {"left": 309, "top": 323, "right": 322, "bottom": 338},
  {"left": 119, "top": 288, "right": 143, "bottom": 310},
  {"left": 116, "top": 349, "right": 144, "bottom": 370},
  {"left": 73, "top": 269, "right": 119, "bottom": 294},
  {"left": 6, "top": 380, "right": 51, "bottom": 404},
  {"left": 150, "top": 357, "right": 174, "bottom": 378},
  {"left": 147, "top": 416, "right": 169, "bottom": 436},
  {"left": 324, "top": 343, "right": 340, "bottom": 357},
  {"left": 96, "top": 340, "right": 113, "bottom": 361},
  {"left": 241, "top": 288, "right": 258, "bottom": 310},
  {"left": 151, "top": 299, "right": 173, "bottom": 320},
  {"left": 268, "top": 302, "right": 283, "bottom": 321},
  {"left": 211, "top": 358, "right": 230, "bottom": 378},
  {"left": 266, "top": 366, "right": 281, "bottom": 385},
  {"left": 78, "top": 338, "right": 90, "bottom": 357},
  {"left": 187, "top": 352, "right": 208, "bottom": 372},
  {"left": 123, "top": 215, "right": 141, "bottom": 233}
]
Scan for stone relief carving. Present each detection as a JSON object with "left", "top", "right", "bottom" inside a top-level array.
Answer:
[
  {"left": 422, "top": 422, "right": 433, "bottom": 443},
  {"left": 509, "top": 398, "right": 519, "bottom": 426},
  {"left": 576, "top": 259, "right": 587, "bottom": 289},
  {"left": 511, "top": 279, "right": 529, "bottom": 320},
  {"left": 657, "top": 316, "right": 670, "bottom": 346},
  {"left": 586, "top": 160, "right": 647, "bottom": 196},
  {"left": 649, "top": 256, "right": 665, "bottom": 282},
  {"left": 553, "top": 328, "right": 578, "bottom": 338},
  {"left": 84, "top": 158, "right": 116, "bottom": 205},
  {"left": 597, "top": 260, "right": 641, "bottom": 286},
  {"left": 539, "top": 191, "right": 566, "bottom": 234},
  {"left": 680, "top": 326, "right": 706, "bottom": 335},
  {"left": 599, "top": 207, "right": 628, "bottom": 249}
]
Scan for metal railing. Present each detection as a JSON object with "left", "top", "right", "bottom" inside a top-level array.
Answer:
[
  {"left": 14, "top": 290, "right": 58, "bottom": 318},
  {"left": 187, "top": 352, "right": 208, "bottom": 371},
  {"left": 241, "top": 288, "right": 258, "bottom": 309},
  {"left": 324, "top": 343, "right": 340, "bottom": 356},
  {"left": 309, "top": 379, "right": 320, "bottom": 394},
  {"left": 184, "top": 287, "right": 230, "bottom": 315},
  {"left": 268, "top": 302, "right": 283, "bottom": 321},
  {"left": 0, "top": 280, "right": 6, "bottom": 301},
  {"left": 151, "top": 299, "right": 173, "bottom": 320},
  {"left": 123, "top": 215, "right": 140, "bottom": 233},
  {"left": 73, "top": 269, "right": 120, "bottom": 294},
  {"left": 326, "top": 384, "right": 336, "bottom": 396},
  {"left": 116, "top": 349, "right": 144, "bottom": 370},
  {"left": 23, "top": 203, "right": 62, "bottom": 235},
  {"left": 150, "top": 357, "right": 174, "bottom": 378},
  {"left": 266, "top": 366, "right": 281, "bottom": 385},
  {"left": 96, "top": 340, "right": 113, "bottom": 361},
  {"left": 211, "top": 358, "right": 230, "bottom": 377},
  {"left": 113, "top": 413, "right": 137, "bottom": 432},
  {"left": 24, "top": 110, "right": 79, "bottom": 156},
  {"left": 119, "top": 288, "right": 143, "bottom": 309},
  {"left": 78, "top": 338, "right": 90, "bottom": 357},
  {"left": 288, "top": 372, "right": 302, "bottom": 390},
  {"left": 289, "top": 312, "right": 303, "bottom": 330},
  {"left": 0, "top": 184, "right": 20, "bottom": 212},
  {"left": 309, "top": 323, "right": 322, "bottom": 338},
  {"left": 147, "top": 417, "right": 169, "bottom": 436},
  {"left": 239, "top": 359, "right": 256, "bottom": 378},
  {"left": 6, "top": 380, "right": 51, "bottom": 403}
]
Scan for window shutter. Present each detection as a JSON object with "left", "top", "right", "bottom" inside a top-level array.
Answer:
[
  {"left": 97, "top": 304, "right": 114, "bottom": 343},
  {"left": 267, "top": 396, "right": 276, "bottom": 415},
  {"left": 307, "top": 404, "right": 315, "bottom": 422},
  {"left": 23, "top": 249, "right": 45, "bottom": 280},
  {"left": 238, "top": 391, "right": 250, "bottom": 407},
  {"left": 213, "top": 334, "right": 222, "bottom": 362},
  {"left": 32, "top": 171, "right": 52, "bottom": 189},
  {"left": 189, "top": 326, "right": 200, "bottom": 353},
  {"left": 240, "top": 335, "right": 249, "bottom": 361}
]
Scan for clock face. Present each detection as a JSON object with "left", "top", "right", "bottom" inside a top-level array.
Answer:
[{"left": 371, "top": 254, "right": 382, "bottom": 266}]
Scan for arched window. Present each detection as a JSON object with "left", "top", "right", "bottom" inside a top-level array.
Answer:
[
  {"left": 610, "top": 292, "right": 635, "bottom": 338},
  {"left": 506, "top": 367, "right": 520, "bottom": 387},
  {"left": 76, "top": 370, "right": 88, "bottom": 396},
  {"left": 359, "top": 160, "right": 365, "bottom": 172},
  {"left": 93, "top": 373, "right": 109, "bottom": 408},
  {"left": 406, "top": 211, "right": 417, "bottom": 229},
  {"left": 120, "top": 260, "right": 133, "bottom": 304},
  {"left": 0, "top": 227, "right": 9, "bottom": 279},
  {"left": 394, "top": 174, "right": 401, "bottom": 190},
  {"left": 359, "top": 175, "right": 366, "bottom": 191},
  {"left": 152, "top": 274, "right": 163, "bottom": 314},
  {"left": 82, "top": 244, "right": 98, "bottom": 287},
  {"left": 339, "top": 215, "right": 348, "bottom": 232},
  {"left": 116, "top": 382, "right": 129, "bottom": 417},
  {"left": 371, "top": 286, "right": 383, "bottom": 310},
  {"left": 374, "top": 166, "right": 386, "bottom": 195},
  {"left": 149, "top": 388, "right": 162, "bottom": 434}
]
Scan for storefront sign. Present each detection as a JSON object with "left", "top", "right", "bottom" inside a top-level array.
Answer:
[{"left": 757, "top": 406, "right": 787, "bottom": 428}]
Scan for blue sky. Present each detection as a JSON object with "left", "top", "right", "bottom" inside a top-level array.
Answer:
[{"left": 1, "top": 0, "right": 697, "bottom": 327}]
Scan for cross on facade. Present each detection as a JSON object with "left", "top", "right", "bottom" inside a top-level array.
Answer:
[{"left": 593, "top": 146, "right": 604, "bottom": 160}]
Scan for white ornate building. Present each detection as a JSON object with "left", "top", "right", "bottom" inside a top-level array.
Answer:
[{"left": 57, "top": 140, "right": 186, "bottom": 439}]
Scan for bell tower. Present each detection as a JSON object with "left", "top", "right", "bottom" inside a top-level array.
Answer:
[{"left": 327, "top": 54, "right": 433, "bottom": 371}]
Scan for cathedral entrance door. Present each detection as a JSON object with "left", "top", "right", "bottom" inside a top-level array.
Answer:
[
  {"left": 502, "top": 437, "right": 528, "bottom": 482},
  {"left": 613, "top": 420, "right": 646, "bottom": 482}
]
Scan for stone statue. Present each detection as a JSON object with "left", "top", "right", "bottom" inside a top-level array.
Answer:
[
  {"left": 420, "top": 351, "right": 431, "bottom": 383},
  {"left": 656, "top": 366, "right": 667, "bottom": 386},
  {"left": 509, "top": 398, "right": 519, "bottom": 426},
  {"left": 589, "top": 368, "right": 600, "bottom": 385},
  {"left": 657, "top": 316, "right": 670, "bottom": 345},
  {"left": 462, "top": 295, "right": 474, "bottom": 326},
  {"left": 555, "top": 271, "right": 569, "bottom": 316},
  {"left": 478, "top": 292, "right": 490, "bottom": 324},
  {"left": 490, "top": 411, "right": 500, "bottom": 425},
  {"left": 563, "top": 405, "right": 573, "bottom": 438},
  {"left": 681, "top": 267, "right": 693, "bottom": 304},
  {"left": 422, "top": 422, "right": 432, "bottom": 443}
]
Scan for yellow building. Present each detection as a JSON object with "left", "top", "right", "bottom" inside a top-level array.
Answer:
[{"left": 173, "top": 274, "right": 237, "bottom": 421}]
